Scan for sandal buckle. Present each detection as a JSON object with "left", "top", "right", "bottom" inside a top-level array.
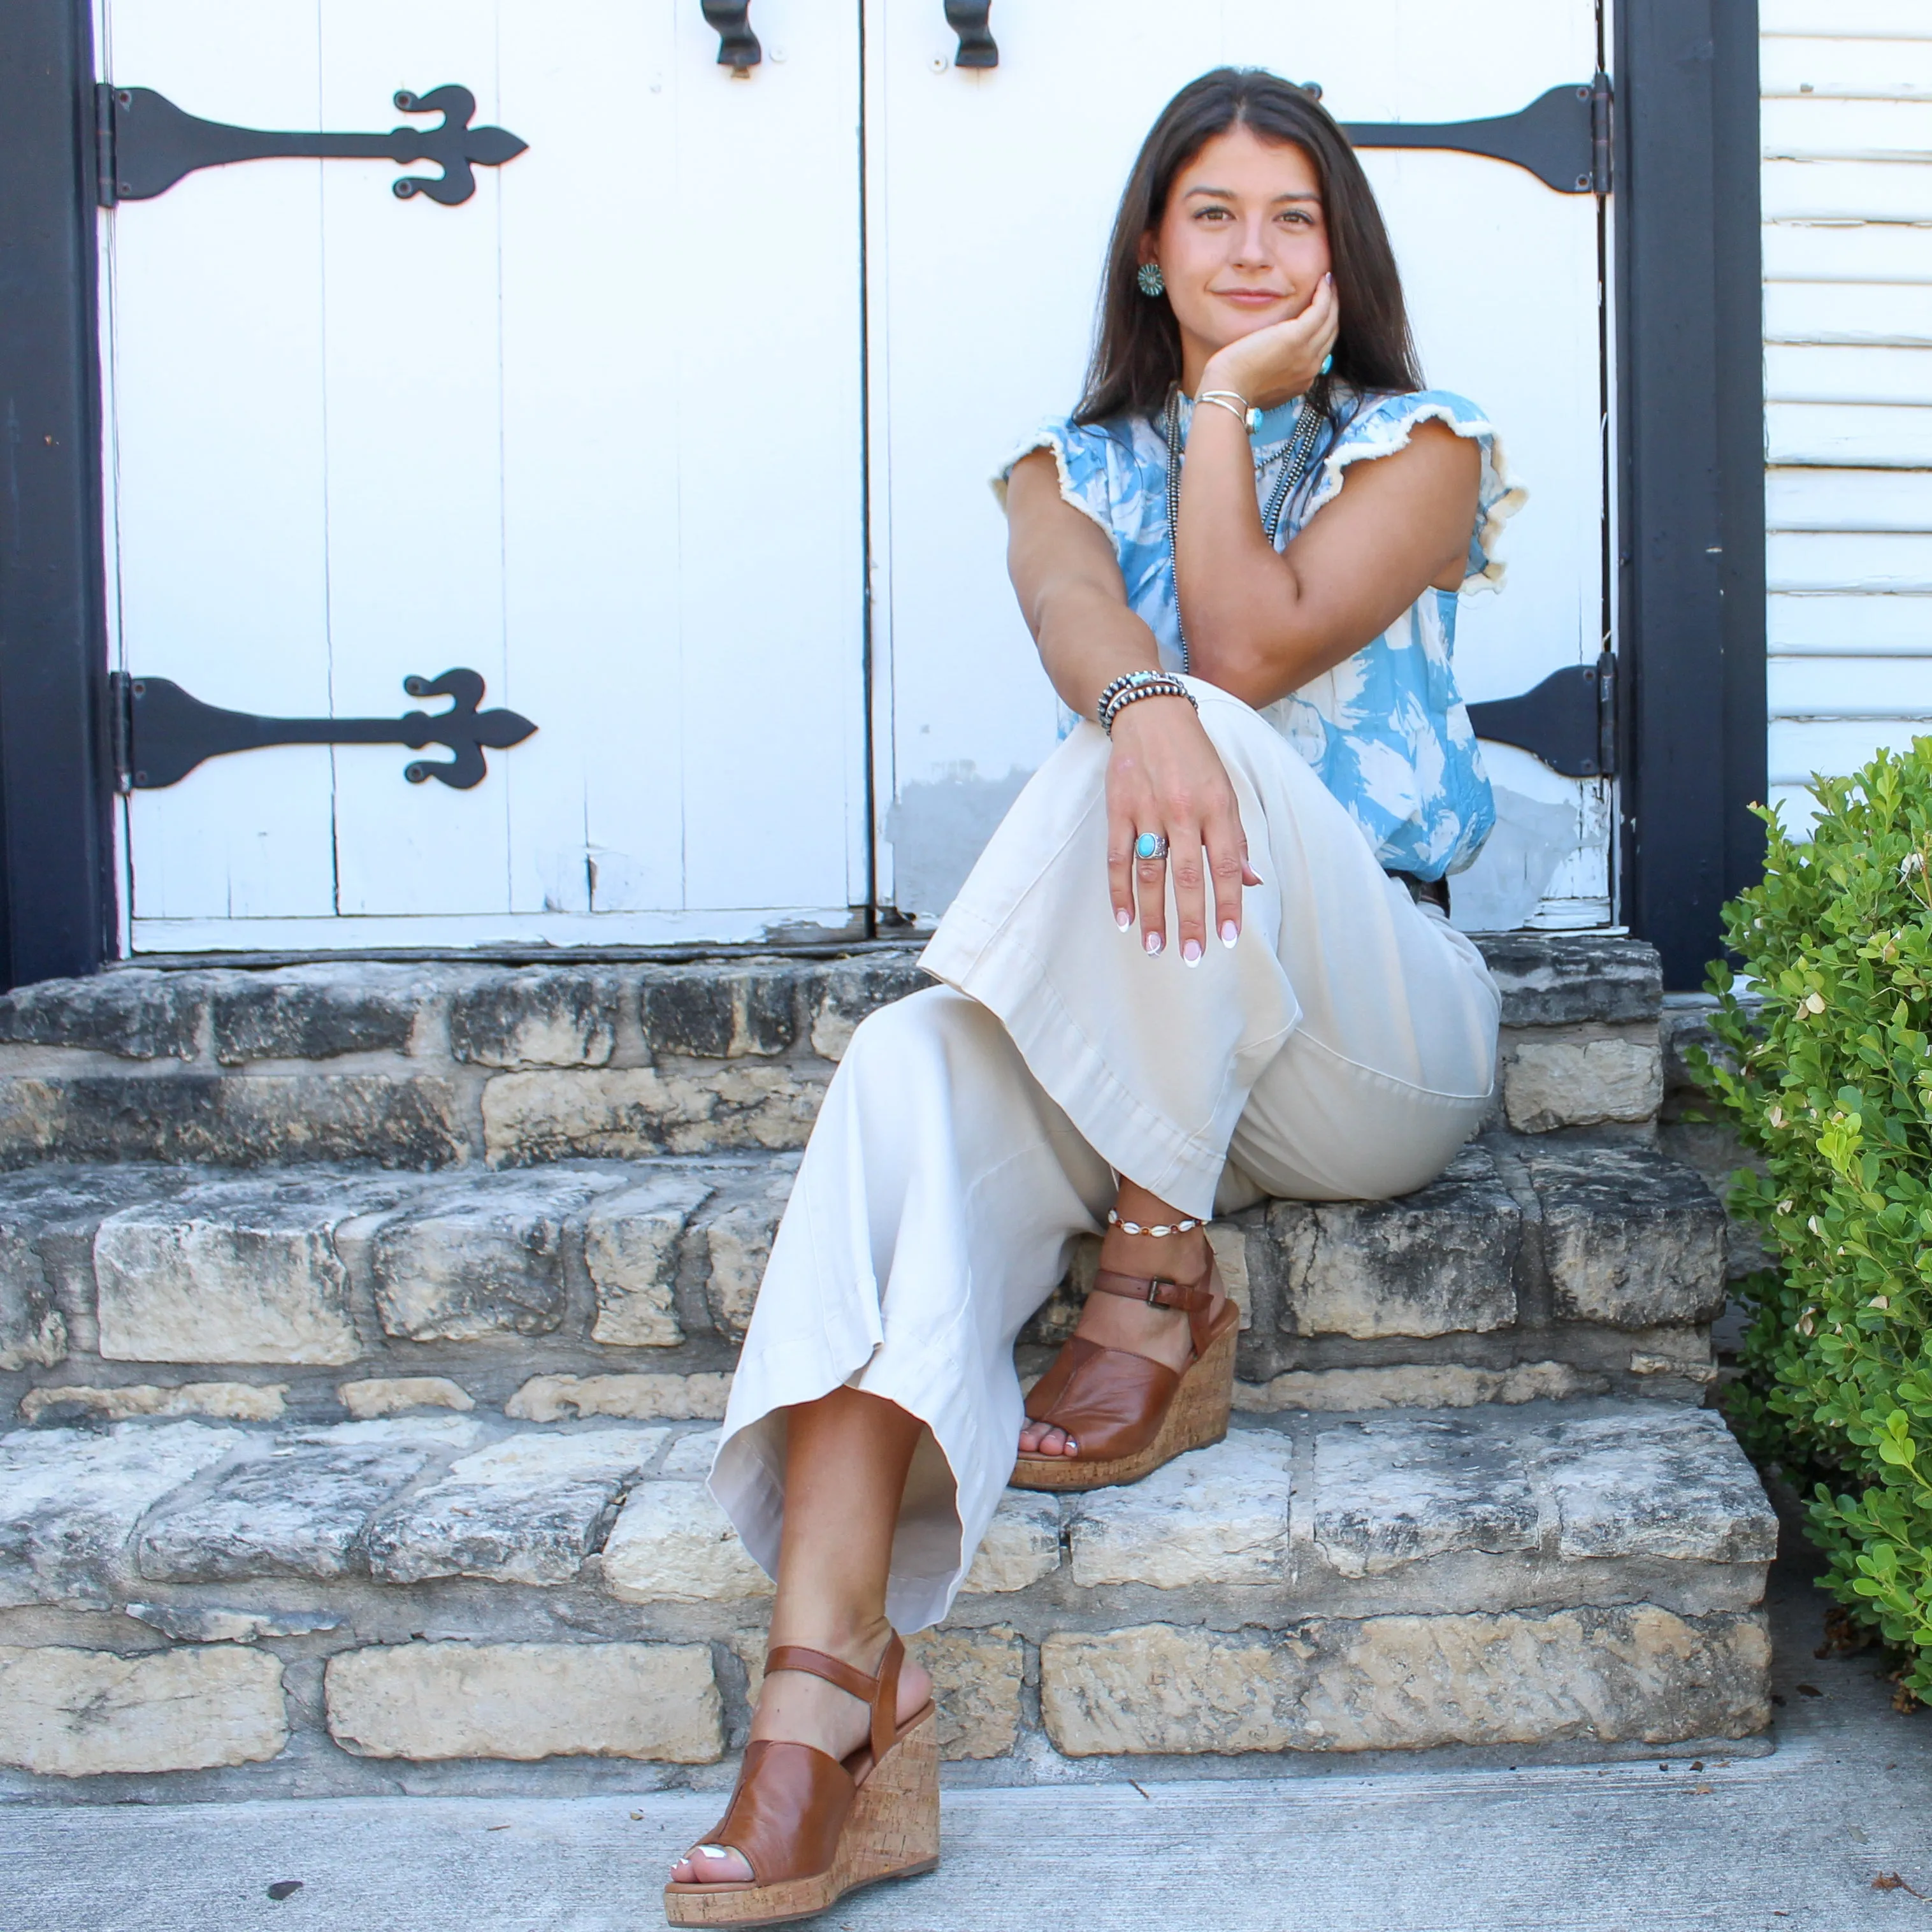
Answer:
[{"left": 1145, "top": 1277, "right": 1173, "bottom": 1306}]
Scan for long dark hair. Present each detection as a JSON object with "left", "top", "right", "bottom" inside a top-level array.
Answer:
[{"left": 1074, "top": 68, "right": 1422, "bottom": 427}]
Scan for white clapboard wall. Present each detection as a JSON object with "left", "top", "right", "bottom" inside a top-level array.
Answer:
[{"left": 1763, "top": 0, "right": 1932, "bottom": 830}]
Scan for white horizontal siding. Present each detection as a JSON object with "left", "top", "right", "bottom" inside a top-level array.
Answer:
[{"left": 1761, "top": 24, "right": 1932, "bottom": 812}]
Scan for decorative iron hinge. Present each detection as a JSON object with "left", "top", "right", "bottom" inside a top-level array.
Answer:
[
  {"left": 1344, "top": 71, "right": 1612, "bottom": 195},
  {"left": 110, "top": 669, "right": 537, "bottom": 791},
  {"left": 94, "top": 83, "right": 527, "bottom": 207},
  {"left": 1467, "top": 651, "right": 1617, "bottom": 779}
]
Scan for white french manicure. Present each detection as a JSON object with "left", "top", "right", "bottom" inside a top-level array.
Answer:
[
  {"left": 1221, "top": 921, "right": 1239, "bottom": 948},
  {"left": 1182, "top": 939, "right": 1203, "bottom": 965},
  {"left": 1115, "top": 907, "right": 1132, "bottom": 930}
]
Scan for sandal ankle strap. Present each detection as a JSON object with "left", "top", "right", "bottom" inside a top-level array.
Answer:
[
  {"left": 765, "top": 1634, "right": 903, "bottom": 1768},
  {"left": 1090, "top": 1262, "right": 1220, "bottom": 1360}
]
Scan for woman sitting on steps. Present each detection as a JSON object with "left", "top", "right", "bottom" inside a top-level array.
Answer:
[{"left": 665, "top": 66, "right": 1515, "bottom": 1927}]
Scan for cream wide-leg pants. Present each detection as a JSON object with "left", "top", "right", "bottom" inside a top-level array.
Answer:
[{"left": 710, "top": 681, "right": 1501, "bottom": 1632}]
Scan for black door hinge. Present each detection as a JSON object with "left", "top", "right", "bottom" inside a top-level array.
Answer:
[
  {"left": 1343, "top": 73, "right": 1611, "bottom": 196},
  {"left": 110, "top": 668, "right": 535, "bottom": 791},
  {"left": 1467, "top": 650, "right": 1617, "bottom": 779},
  {"left": 94, "top": 81, "right": 526, "bottom": 208}
]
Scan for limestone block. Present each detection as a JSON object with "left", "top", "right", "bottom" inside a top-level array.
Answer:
[
  {"left": 584, "top": 1172, "right": 715, "bottom": 1347},
  {"left": 1503, "top": 1033, "right": 1662, "bottom": 1133},
  {"left": 1477, "top": 934, "right": 1662, "bottom": 1030},
  {"left": 909, "top": 1627, "right": 1024, "bottom": 1759},
  {"left": 962, "top": 1492, "right": 1062, "bottom": 1593},
  {"left": 1629, "top": 1349, "right": 1717, "bottom": 1385},
  {"left": 1528, "top": 1144, "right": 1728, "bottom": 1328},
  {"left": 19, "top": 1382, "right": 286, "bottom": 1425},
  {"left": 94, "top": 1172, "right": 431, "bottom": 1365},
  {"left": 326, "top": 1640, "right": 720, "bottom": 1763},
  {"left": 1534, "top": 1408, "right": 1778, "bottom": 1564},
  {"left": 507, "top": 1373, "right": 732, "bottom": 1424},
  {"left": 0, "top": 1220, "right": 64, "bottom": 1372},
  {"left": 602, "top": 1480, "right": 774, "bottom": 1603},
  {"left": 1069, "top": 1436, "right": 1290, "bottom": 1587},
  {"left": 338, "top": 1376, "right": 475, "bottom": 1419},
  {"left": 1234, "top": 1362, "right": 1606, "bottom": 1413},
  {"left": 1309, "top": 1416, "right": 1538, "bottom": 1577},
  {"left": 482, "top": 1065, "right": 825, "bottom": 1165},
  {"left": 0, "top": 1163, "right": 194, "bottom": 1357},
  {"left": 138, "top": 1434, "right": 441, "bottom": 1581},
  {"left": 0, "top": 969, "right": 205, "bottom": 1059},
  {"left": 210, "top": 963, "right": 429, "bottom": 1064},
  {"left": 1041, "top": 1606, "right": 1770, "bottom": 1756},
  {"left": 369, "top": 1172, "right": 609, "bottom": 1341},
  {"left": 640, "top": 963, "right": 802, "bottom": 1060},
  {"left": 1269, "top": 1148, "right": 1519, "bottom": 1339},
  {"left": 125, "top": 1603, "right": 341, "bottom": 1643},
  {"left": 366, "top": 1429, "right": 663, "bottom": 1586},
  {"left": 0, "top": 1422, "right": 242, "bottom": 1606},
  {"left": 805, "top": 956, "right": 930, "bottom": 1062},
  {"left": 449, "top": 970, "right": 621, "bottom": 1069},
  {"left": 0, "top": 1643, "right": 287, "bottom": 1775},
  {"left": 703, "top": 1163, "right": 798, "bottom": 1337},
  {"left": 0, "top": 1073, "right": 468, "bottom": 1168}
]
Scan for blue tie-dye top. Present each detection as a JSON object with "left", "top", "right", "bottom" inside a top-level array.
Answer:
[{"left": 998, "top": 386, "right": 1523, "bottom": 881}]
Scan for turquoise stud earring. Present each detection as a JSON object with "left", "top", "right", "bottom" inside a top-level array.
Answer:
[
  {"left": 1320, "top": 352, "right": 1334, "bottom": 375},
  {"left": 1137, "top": 261, "right": 1165, "bottom": 298}
]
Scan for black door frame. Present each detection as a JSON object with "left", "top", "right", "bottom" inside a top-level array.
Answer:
[
  {"left": 0, "top": 1, "right": 115, "bottom": 989},
  {"left": 1614, "top": 0, "right": 1768, "bottom": 990},
  {"left": 0, "top": 0, "right": 1766, "bottom": 991}
]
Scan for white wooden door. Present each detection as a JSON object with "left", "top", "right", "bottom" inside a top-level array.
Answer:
[
  {"left": 103, "top": 0, "right": 868, "bottom": 950},
  {"left": 866, "top": 0, "right": 1611, "bottom": 932}
]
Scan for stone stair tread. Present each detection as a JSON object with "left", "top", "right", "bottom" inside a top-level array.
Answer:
[
  {"left": 0, "top": 1134, "right": 1730, "bottom": 1426},
  {"left": 0, "top": 935, "right": 1668, "bottom": 1171},
  {"left": 0, "top": 1395, "right": 1773, "bottom": 1782},
  {"left": 0, "top": 1399, "right": 1773, "bottom": 1616}
]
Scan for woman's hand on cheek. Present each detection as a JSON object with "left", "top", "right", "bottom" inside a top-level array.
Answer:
[{"left": 1203, "top": 273, "right": 1339, "bottom": 410}]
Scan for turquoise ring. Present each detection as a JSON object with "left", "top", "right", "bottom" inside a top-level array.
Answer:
[{"left": 1135, "top": 832, "right": 1169, "bottom": 861}]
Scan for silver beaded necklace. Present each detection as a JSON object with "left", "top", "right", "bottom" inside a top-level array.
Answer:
[{"left": 1162, "top": 386, "right": 1325, "bottom": 674}]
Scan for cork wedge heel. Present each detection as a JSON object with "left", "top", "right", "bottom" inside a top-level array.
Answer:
[
  {"left": 663, "top": 1636, "right": 939, "bottom": 1929},
  {"left": 1011, "top": 1256, "right": 1239, "bottom": 1493}
]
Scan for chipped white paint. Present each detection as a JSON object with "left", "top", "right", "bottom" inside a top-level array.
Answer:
[{"left": 1762, "top": 2, "right": 1932, "bottom": 827}]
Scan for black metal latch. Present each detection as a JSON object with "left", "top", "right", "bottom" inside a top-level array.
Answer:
[
  {"left": 111, "top": 669, "right": 537, "bottom": 791},
  {"left": 1467, "top": 651, "right": 1617, "bottom": 779},
  {"left": 1341, "top": 70, "right": 1612, "bottom": 194},
  {"left": 96, "top": 83, "right": 528, "bottom": 206}
]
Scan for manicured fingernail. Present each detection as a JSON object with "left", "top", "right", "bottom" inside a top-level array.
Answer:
[
  {"left": 1183, "top": 939, "right": 1203, "bottom": 965},
  {"left": 1115, "top": 906, "right": 1132, "bottom": 930},
  {"left": 1144, "top": 932, "right": 1163, "bottom": 956},
  {"left": 1221, "top": 921, "right": 1239, "bottom": 948}
]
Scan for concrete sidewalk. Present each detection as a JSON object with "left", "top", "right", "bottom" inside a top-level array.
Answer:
[{"left": 3, "top": 1548, "right": 1927, "bottom": 1932}]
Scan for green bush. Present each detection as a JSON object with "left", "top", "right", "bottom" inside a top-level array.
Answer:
[{"left": 1692, "top": 739, "right": 1932, "bottom": 1701}]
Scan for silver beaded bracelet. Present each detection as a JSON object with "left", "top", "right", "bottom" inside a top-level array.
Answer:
[{"left": 1100, "top": 675, "right": 1195, "bottom": 737}]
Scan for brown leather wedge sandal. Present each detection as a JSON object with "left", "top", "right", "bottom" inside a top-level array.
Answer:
[
  {"left": 663, "top": 1634, "right": 939, "bottom": 1928},
  {"left": 1010, "top": 1255, "right": 1239, "bottom": 1492}
]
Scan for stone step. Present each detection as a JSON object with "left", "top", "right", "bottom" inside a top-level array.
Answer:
[
  {"left": 0, "top": 1398, "right": 1775, "bottom": 1791},
  {"left": 0, "top": 1134, "right": 1727, "bottom": 1429},
  {"left": 0, "top": 934, "right": 1666, "bottom": 1171}
]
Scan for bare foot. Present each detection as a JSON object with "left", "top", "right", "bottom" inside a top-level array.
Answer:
[
  {"left": 1018, "top": 1188, "right": 1220, "bottom": 1460},
  {"left": 667, "top": 1622, "right": 934, "bottom": 1889}
]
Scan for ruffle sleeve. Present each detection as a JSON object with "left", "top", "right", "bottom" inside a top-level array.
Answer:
[
  {"left": 990, "top": 417, "right": 1118, "bottom": 542},
  {"left": 1302, "top": 389, "right": 1525, "bottom": 593}
]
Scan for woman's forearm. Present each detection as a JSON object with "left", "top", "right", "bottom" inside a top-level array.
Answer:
[
  {"left": 1032, "top": 579, "right": 1164, "bottom": 722},
  {"left": 1171, "top": 402, "right": 1319, "bottom": 707}
]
